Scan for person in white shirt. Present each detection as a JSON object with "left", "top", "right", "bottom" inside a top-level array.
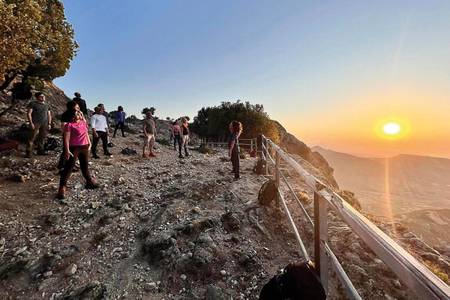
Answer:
[{"left": 91, "top": 106, "right": 112, "bottom": 158}]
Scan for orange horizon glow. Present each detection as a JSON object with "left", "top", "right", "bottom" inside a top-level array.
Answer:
[{"left": 282, "top": 87, "right": 450, "bottom": 159}]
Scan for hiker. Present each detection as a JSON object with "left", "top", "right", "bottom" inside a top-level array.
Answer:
[
  {"left": 91, "top": 106, "right": 112, "bottom": 158},
  {"left": 26, "top": 92, "right": 51, "bottom": 157},
  {"left": 57, "top": 101, "right": 82, "bottom": 170},
  {"left": 57, "top": 110, "right": 98, "bottom": 199},
  {"left": 97, "top": 103, "right": 110, "bottom": 132},
  {"left": 181, "top": 117, "right": 190, "bottom": 157},
  {"left": 172, "top": 120, "right": 183, "bottom": 157},
  {"left": 98, "top": 103, "right": 112, "bottom": 147},
  {"left": 143, "top": 111, "right": 156, "bottom": 158},
  {"left": 113, "top": 106, "right": 126, "bottom": 137},
  {"left": 228, "top": 120, "right": 242, "bottom": 179},
  {"left": 73, "top": 92, "right": 88, "bottom": 116}
]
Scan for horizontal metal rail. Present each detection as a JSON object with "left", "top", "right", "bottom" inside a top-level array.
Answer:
[
  {"left": 325, "top": 243, "right": 362, "bottom": 300},
  {"left": 278, "top": 190, "right": 310, "bottom": 261},
  {"left": 279, "top": 170, "right": 314, "bottom": 226}
]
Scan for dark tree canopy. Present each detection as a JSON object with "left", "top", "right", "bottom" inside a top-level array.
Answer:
[
  {"left": 191, "top": 100, "right": 280, "bottom": 142},
  {"left": 141, "top": 107, "right": 156, "bottom": 116}
]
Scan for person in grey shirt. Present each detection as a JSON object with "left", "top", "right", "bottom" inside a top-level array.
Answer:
[{"left": 26, "top": 92, "right": 51, "bottom": 157}]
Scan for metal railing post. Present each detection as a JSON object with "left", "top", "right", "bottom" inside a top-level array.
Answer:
[
  {"left": 275, "top": 151, "right": 280, "bottom": 188},
  {"left": 314, "top": 191, "right": 329, "bottom": 294},
  {"left": 265, "top": 139, "right": 269, "bottom": 175}
]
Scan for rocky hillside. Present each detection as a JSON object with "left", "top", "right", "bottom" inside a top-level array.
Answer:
[
  {"left": 0, "top": 84, "right": 448, "bottom": 298},
  {"left": 0, "top": 81, "right": 69, "bottom": 136},
  {"left": 270, "top": 120, "right": 338, "bottom": 189}
]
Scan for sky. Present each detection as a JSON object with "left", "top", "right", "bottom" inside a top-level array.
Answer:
[{"left": 56, "top": 0, "right": 450, "bottom": 158}]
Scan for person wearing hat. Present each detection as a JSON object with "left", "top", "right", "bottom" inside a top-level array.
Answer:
[{"left": 73, "top": 92, "right": 88, "bottom": 116}]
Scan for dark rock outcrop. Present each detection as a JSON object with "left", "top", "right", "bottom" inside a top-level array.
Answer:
[{"left": 270, "top": 120, "right": 338, "bottom": 188}]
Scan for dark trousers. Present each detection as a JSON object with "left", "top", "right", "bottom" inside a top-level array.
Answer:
[
  {"left": 27, "top": 123, "right": 48, "bottom": 155},
  {"left": 57, "top": 145, "right": 66, "bottom": 169},
  {"left": 231, "top": 147, "right": 240, "bottom": 178},
  {"left": 92, "top": 131, "right": 108, "bottom": 155},
  {"left": 174, "top": 134, "right": 182, "bottom": 154},
  {"left": 113, "top": 122, "right": 125, "bottom": 137},
  {"left": 59, "top": 145, "right": 92, "bottom": 187}
]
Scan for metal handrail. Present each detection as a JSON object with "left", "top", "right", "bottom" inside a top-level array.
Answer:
[{"left": 260, "top": 135, "right": 450, "bottom": 300}]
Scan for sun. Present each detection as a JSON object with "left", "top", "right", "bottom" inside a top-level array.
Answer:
[
  {"left": 383, "top": 122, "right": 401, "bottom": 136},
  {"left": 375, "top": 118, "right": 410, "bottom": 140}
]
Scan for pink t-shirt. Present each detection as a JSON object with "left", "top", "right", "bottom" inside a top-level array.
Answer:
[
  {"left": 172, "top": 124, "right": 181, "bottom": 135},
  {"left": 64, "top": 120, "right": 89, "bottom": 146}
]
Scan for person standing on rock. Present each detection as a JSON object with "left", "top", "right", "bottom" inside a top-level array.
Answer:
[
  {"left": 181, "top": 117, "right": 190, "bottom": 157},
  {"left": 91, "top": 106, "right": 112, "bottom": 159},
  {"left": 172, "top": 120, "right": 183, "bottom": 157},
  {"left": 57, "top": 101, "right": 82, "bottom": 171},
  {"left": 143, "top": 111, "right": 156, "bottom": 158},
  {"left": 228, "top": 120, "right": 243, "bottom": 179},
  {"left": 26, "top": 92, "right": 52, "bottom": 157},
  {"left": 57, "top": 110, "right": 98, "bottom": 199},
  {"left": 113, "top": 106, "right": 126, "bottom": 138},
  {"left": 73, "top": 92, "right": 88, "bottom": 116}
]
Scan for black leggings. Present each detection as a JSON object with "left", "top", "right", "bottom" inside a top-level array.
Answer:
[
  {"left": 231, "top": 147, "right": 240, "bottom": 178},
  {"left": 114, "top": 122, "right": 125, "bottom": 137},
  {"left": 92, "top": 131, "right": 108, "bottom": 155},
  {"left": 174, "top": 135, "right": 182, "bottom": 154},
  {"left": 59, "top": 145, "right": 92, "bottom": 187}
]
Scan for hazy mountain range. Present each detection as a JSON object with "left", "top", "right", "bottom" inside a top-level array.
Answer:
[
  {"left": 313, "top": 146, "right": 450, "bottom": 217},
  {"left": 314, "top": 146, "right": 450, "bottom": 249}
]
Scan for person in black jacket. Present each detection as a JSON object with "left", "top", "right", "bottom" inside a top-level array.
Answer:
[{"left": 73, "top": 92, "right": 88, "bottom": 116}]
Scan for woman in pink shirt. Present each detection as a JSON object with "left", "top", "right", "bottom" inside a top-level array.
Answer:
[{"left": 57, "top": 110, "right": 98, "bottom": 199}]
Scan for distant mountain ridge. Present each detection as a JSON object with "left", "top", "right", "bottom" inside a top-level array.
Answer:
[{"left": 313, "top": 146, "right": 450, "bottom": 217}]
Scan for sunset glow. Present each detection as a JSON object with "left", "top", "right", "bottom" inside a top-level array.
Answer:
[{"left": 383, "top": 122, "right": 401, "bottom": 136}]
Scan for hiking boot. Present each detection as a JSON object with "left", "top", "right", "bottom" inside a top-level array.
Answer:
[
  {"left": 149, "top": 152, "right": 156, "bottom": 157},
  {"left": 179, "top": 154, "right": 184, "bottom": 158},
  {"left": 142, "top": 153, "right": 149, "bottom": 158},
  {"left": 85, "top": 180, "right": 99, "bottom": 189},
  {"left": 56, "top": 186, "right": 66, "bottom": 200},
  {"left": 105, "top": 152, "right": 113, "bottom": 157},
  {"left": 92, "top": 154, "right": 100, "bottom": 159}
]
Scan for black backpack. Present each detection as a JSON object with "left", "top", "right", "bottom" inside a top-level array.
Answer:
[
  {"left": 259, "top": 261, "right": 326, "bottom": 300},
  {"left": 44, "top": 137, "right": 60, "bottom": 151}
]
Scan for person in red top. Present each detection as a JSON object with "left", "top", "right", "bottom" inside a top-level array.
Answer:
[{"left": 57, "top": 110, "right": 99, "bottom": 200}]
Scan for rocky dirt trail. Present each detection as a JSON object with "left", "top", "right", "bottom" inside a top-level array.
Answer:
[
  {"left": 1, "top": 129, "right": 449, "bottom": 299},
  {"left": 0, "top": 132, "right": 303, "bottom": 300}
]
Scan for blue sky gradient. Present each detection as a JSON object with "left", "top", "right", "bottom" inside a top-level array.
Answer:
[{"left": 56, "top": 1, "right": 450, "bottom": 156}]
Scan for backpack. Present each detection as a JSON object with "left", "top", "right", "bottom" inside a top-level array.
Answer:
[
  {"left": 44, "top": 137, "right": 60, "bottom": 151},
  {"left": 259, "top": 261, "right": 326, "bottom": 300},
  {"left": 121, "top": 147, "right": 137, "bottom": 155}
]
